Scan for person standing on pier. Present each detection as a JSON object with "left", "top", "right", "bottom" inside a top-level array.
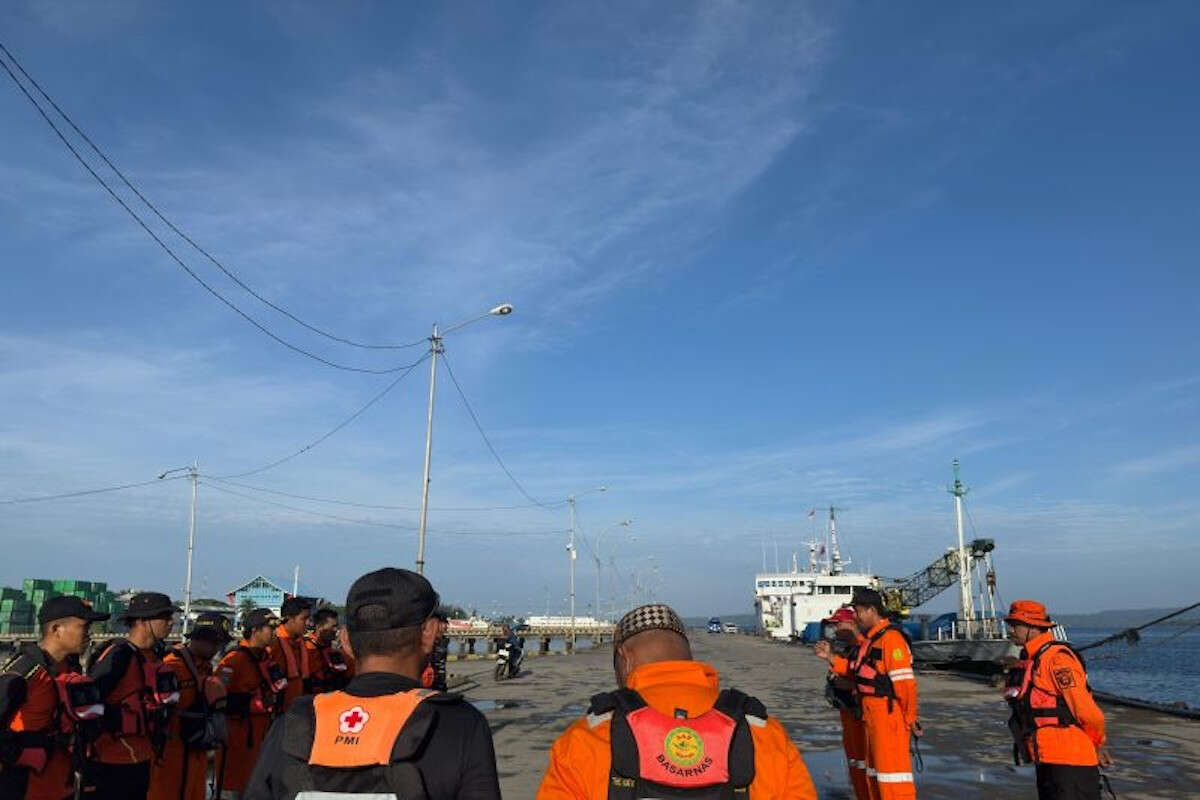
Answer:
[
  {"left": 147, "top": 612, "right": 231, "bottom": 800},
  {"left": 267, "top": 598, "right": 313, "bottom": 711},
  {"left": 537, "top": 603, "right": 817, "bottom": 799},
  {"left": 86, "top": 592, "right": 182, "bottom": 800},
  {"left": 243, "top": 567, "right": 501, "bottom": 800},
  {"left": 215, "top": 609, "right": 283, "bottom": 800},
  {"left": 0, "top": 596, "right": 109, "bottom": 800},
  {"left": 817, "top": 605, "right": 870, "bottom": 800},
  {"left": 817, "top": 588, "right": 918, "bottom": 800},
  {"left": 306, "top": 608, "right": 353, "bottom": 694},
  {"left": 1003, "top": 600, "right": 1110, "bottom": 800}
]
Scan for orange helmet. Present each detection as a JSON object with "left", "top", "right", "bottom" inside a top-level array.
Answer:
[{"left": 1005, "top": 600, "right": 1054, "bottom": 629}]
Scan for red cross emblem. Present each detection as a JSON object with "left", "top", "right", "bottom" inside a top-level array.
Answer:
[{"left": 338, "top": 706, "right": 370, "bottom": 734}]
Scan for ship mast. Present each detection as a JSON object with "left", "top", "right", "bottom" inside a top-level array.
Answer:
[
  {"left": 948, "top": 459, "right": 976, "bottom": 627},
  {"left": 828, "top": 505, "right": 844, "bottom": 576}
]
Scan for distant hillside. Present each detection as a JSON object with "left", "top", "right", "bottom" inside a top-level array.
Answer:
[{"left": 1054, "top": 607, "right": 1199, "bottom": 629}]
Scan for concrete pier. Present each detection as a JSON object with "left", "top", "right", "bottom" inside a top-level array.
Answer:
[{"left": 457, "top": 632, "right": 1200, "bottom": 799}]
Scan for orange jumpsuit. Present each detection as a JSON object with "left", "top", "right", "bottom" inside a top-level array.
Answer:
[
  {"left": 266, "top": 628, "right": 311, "bottom": 711},
  {"left": 1, "top": 647, "right": 78, "bottom": 800},
  {"left": 537, "top": 660, "right": 817, "bottom": 799},
  {"left": 1013, "top": 631, "right": 1106, "bottom": 766},
  {"left": 827, "top": 632, "right": 870, "bottom": 800},
  {"left": 88, "top": 642, "right": 160, "bottom": 766},
  {"left": 213, "top": 644, "right": 274, "bottom": 797},
  {"left": 303, "top": 636, "right": 353, "bottom": 693},
  {"left": 147, "top": 649, "right": 210, "bottom": 800},
  {"left": 832, "top": 622, "right": 917, "bottom": 800}
]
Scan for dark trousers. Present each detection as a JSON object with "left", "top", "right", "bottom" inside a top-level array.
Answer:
[
  {"left": 1036, "top": 763, "right": 1101, "bottom": 800},
  {"left": 86, "top": 762, "right": 151, "bottom": 800}
]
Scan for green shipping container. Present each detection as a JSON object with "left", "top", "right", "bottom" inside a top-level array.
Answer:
[
  {"left": 24, "top": 579, "right": 53, "bottom": 594},
  {"left": 1, "top": 588, "right": 23, "bottom": 601}
]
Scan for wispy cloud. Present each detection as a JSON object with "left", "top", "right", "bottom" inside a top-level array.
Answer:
[{"left": 1110, "top": 444, "right": 1200, "bottom": 479}]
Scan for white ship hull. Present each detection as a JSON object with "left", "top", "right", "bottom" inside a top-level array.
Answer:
[{"left": 755, "top": 571, "right": 876, "bottom": 640}]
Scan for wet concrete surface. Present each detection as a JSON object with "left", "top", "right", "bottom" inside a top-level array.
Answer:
[{"left": 456, "top": 633, "right": 1200, "bottom": 798}]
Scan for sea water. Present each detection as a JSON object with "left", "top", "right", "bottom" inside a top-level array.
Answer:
[{"left": 1071, "top": 625, "right": 1200, "bottom": 709}]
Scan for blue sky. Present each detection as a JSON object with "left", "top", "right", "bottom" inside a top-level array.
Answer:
[{"left": 1, "top": 2, "right": 1197, "bottom": 618}]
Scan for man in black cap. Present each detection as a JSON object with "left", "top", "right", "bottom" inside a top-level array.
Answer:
[
  {"left": 149, "top": 612, "right": 233, "bottom": 800},
  {"left": 244, "top": 567, "right": 501, "bottom": 800},
  {"left": 215, "top": 609, "right": 282, "bottom": 800},
  {"left": 87, "top": 592, "right": 181, "bottom": 800},
  {"left": 1, "top": 596, "right": 108, "bottom": 800}
]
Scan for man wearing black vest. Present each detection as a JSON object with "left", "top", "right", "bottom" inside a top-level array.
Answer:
[{"left": 244, "top": 567, "right": 500, "bottom": 800}]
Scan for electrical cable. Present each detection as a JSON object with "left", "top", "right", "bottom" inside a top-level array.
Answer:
[
  {"left": 0, "top": 474, "right": 187, "bottom": 504},
  {"left": 203, "top": 475, "right": 565, "bottom": 512},
  {"left": 440, "top": 351, "right": 552, "bottom": 508},
  {"left": 214, "top": 353, "right": 428, "bottom": 479},
  {"left": 0, "top": 44, "right": 424, "bottom": 374},
  {"left": 202, "top": 481, "right": 566, "bottom": 536},
  {"left": 0, "top": 41, "right": 426, "bottom": 353}
]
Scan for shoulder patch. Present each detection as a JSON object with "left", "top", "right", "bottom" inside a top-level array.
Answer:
[
  {"left": 892, "top": 648, "right": 904, "bottom": 660},
  {"left": 1053, "top": 668, "right": 1076, "bottom": 689}
]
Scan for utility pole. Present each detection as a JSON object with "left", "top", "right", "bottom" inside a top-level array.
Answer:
[
  {"left": 159, "top": 461, "right": 199, "bottom": 634},
  {"left": 293, "top": 565, "right": 300, "bottom": 597},
  {"left": 948, "top": 459, "right": 976, "bottom": 634},
  {"left": 567, "top": 495, "right": 577, "bottom": 652},
  {"left": 415, "top": 323, "right": 442, "bottom": 575}
]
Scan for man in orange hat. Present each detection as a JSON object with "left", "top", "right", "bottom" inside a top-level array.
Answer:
[
  {"left": 816, "top": 606, "right": 869, "bottom": 799},
  {"left": 1002, "top": 600, "right": 1110, "bottom": 800}
]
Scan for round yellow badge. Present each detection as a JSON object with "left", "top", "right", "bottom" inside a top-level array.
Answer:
[
  {"left": 663, "top": 726, "right": 704, "bottom": 768},
  {"left": 892, "top": 648, "right": 903, "bottom": 660}
]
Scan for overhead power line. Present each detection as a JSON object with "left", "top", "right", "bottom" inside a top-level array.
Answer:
[
  {"left": 440, "top": 350, "right": 552, "bottom": 508},
  {"left": 203, "top": 481, "right": 565, "bottom": 537},
  {"left": 0, "top": 475, "right": 187, "bottom": 505},
  {"left": 214, "top": 353, "right": 428, "bottom": 479},
  {"left": 205, "top": 475, "right": 566, "bottom": 512},
  {"left": 0, "top": 43, "right": 424, "bottom": 373}
]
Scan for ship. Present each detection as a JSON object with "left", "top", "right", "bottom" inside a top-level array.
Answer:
[{"left": 754, "top": 507, "right": 877, "bottom": 641}]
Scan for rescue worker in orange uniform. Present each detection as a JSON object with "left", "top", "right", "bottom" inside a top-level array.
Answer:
[
  {"left": 214, "top": 609, "right": 283, "bottom": 800},
  {"left": 266, "top": 598, "right": 312, "bottom": 711},
  {"left": 244, "top": 567, "right": 501, "bottom": 799},
  {"left": 817, "top": 588, "right": 918, "bottom": 800},
  {"left": 148, "top": 612, "right": 231, "bottom": 800},
  {"left": 1003, "top": 600, "right": 1110, "bottom": 800},
  {"left": 818, "top": 606, "right": 870, "bottom": 800},
  {"left": 305, "top": 608, "right": 353, "bottom": 694},
  {"left": 86, "top": 592, "right": 181, "bottom": 800},
  {"left": 538, "top": 603, "right": 817, "bottom": 800},
  {"left": 0, "top": 596, "right": 109, "bottom": 800}
]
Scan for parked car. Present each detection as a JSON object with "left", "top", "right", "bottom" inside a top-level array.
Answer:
[
  {"left": 722, "top": 622, "right": 739, "bottom": 634},
  {"left": 707, "top": 617, "right": 722, "bottom": 633}
]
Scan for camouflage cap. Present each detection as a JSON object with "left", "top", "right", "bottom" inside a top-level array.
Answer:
[{"left": 613, "top": 604, "right": 688, "bottom": 647}]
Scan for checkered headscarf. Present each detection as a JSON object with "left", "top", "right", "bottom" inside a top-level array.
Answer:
[{"left": 614, "top": 604, "right": 688, "bottom": 647}]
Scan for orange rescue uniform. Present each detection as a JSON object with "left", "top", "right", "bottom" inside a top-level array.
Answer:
[
  {"left": 89, "top": 644, "right": 161, "bottom": 766},
  {"left": 2, "top": 650, "right": 77, "bottom": 800},
  {"left": 832, "top": 622, "right": 917, "bottom": 800},
  {"left": 214, "top": 644, "right": 274, "bottom": 796},
  {"left": 537, "top": 660, "right": 817, "bottom": 800},
  {"left": 147, "top": 650, "right": 210, "bottom": 800},
  {"left": 304, "top": 636, "right": 354, "bottom": 694},
  {"left": 266, "top": 628, "right": 310, "bottom": 711},
  {"left": 1011, "top": 631, "right": 1105, "bottom": 766}
]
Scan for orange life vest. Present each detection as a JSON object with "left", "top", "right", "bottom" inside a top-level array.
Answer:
[
  {"left": 2, "top": 648, "right": 104, "bottom": 773},
  {"left": 849, "top": 624, "right": 909, "bottom": 709},
  {"left": 1004, "top": 640, "right": 1087, "bottom": 764},
  {"left": 97, "top": 643, "right": 180, "bottom": 740},
  {"left": 590, "top": 687, "right": 760, "bottom": 799}
]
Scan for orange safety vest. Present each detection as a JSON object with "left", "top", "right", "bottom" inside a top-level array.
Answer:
[
  {"left": 849, "top": 624, "right": 909, "bottom": 708},
  {"left": 1004, "top": 640, "right": 1090, "bottom": 764}
]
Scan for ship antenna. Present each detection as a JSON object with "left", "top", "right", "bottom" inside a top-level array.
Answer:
[{"left": 948, "top": 459, "right": 976, "bottom": 629}]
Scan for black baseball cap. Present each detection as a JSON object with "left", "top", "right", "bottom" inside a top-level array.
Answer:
[
  {"left": 851, "top": 588, "right": 886, "bottom": 612},
  {"left": 39, "top": 596, "right": 110, "bottom": 625},
  {"left": 346, "top": 568, "right": 439, "bottom": 633},
  {"left": 242, "top": 608, "right": 280, "bottom": 632},
  {"left": 187, "top": 612, "right": 233, "bottom": 642},
  {"left": 122, "top": 592, "right": 182, "bottom": 620}
]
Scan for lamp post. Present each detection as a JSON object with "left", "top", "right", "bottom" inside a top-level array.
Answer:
[
  {"left": 566, "top": 486, "right": 607, "bottom": 651},
  {"left": 594, "top": 519, "right": 632, "bottom": 622},
  {"left": 414, "top": 303, "right": 514, "bottom": 575},
  {"left": 159, "top": 461, "right": 199, "bottom": 634}
]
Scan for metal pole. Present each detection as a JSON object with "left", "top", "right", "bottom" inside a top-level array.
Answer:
[
  {"left": 416, "top": 324, "right": 441, "bottom": 575},
  {"left": 293, "top": 565, "right": 300, "bottom": 597},
  {"left": 950, "top": 459, "right": 975, "bottom": 634},
  {"left": 568, "top": 496, "right": 576, "bottom": 651},
  {"left": 182, "top": 462, "right": 198, "bottom": 634}
]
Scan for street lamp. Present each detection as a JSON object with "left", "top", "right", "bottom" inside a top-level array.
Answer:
[
  {"left": 594, "top": 519, "right": 632, "bottom": 623},
  {"left": 566, "top": 486, "right": 607, "bottom": 651},
  {"left": 159, "top": 461, "right": 199, "bottom": 633},
  {"left": 414, "top": 303, "right": 514, "bottom": 575}
]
